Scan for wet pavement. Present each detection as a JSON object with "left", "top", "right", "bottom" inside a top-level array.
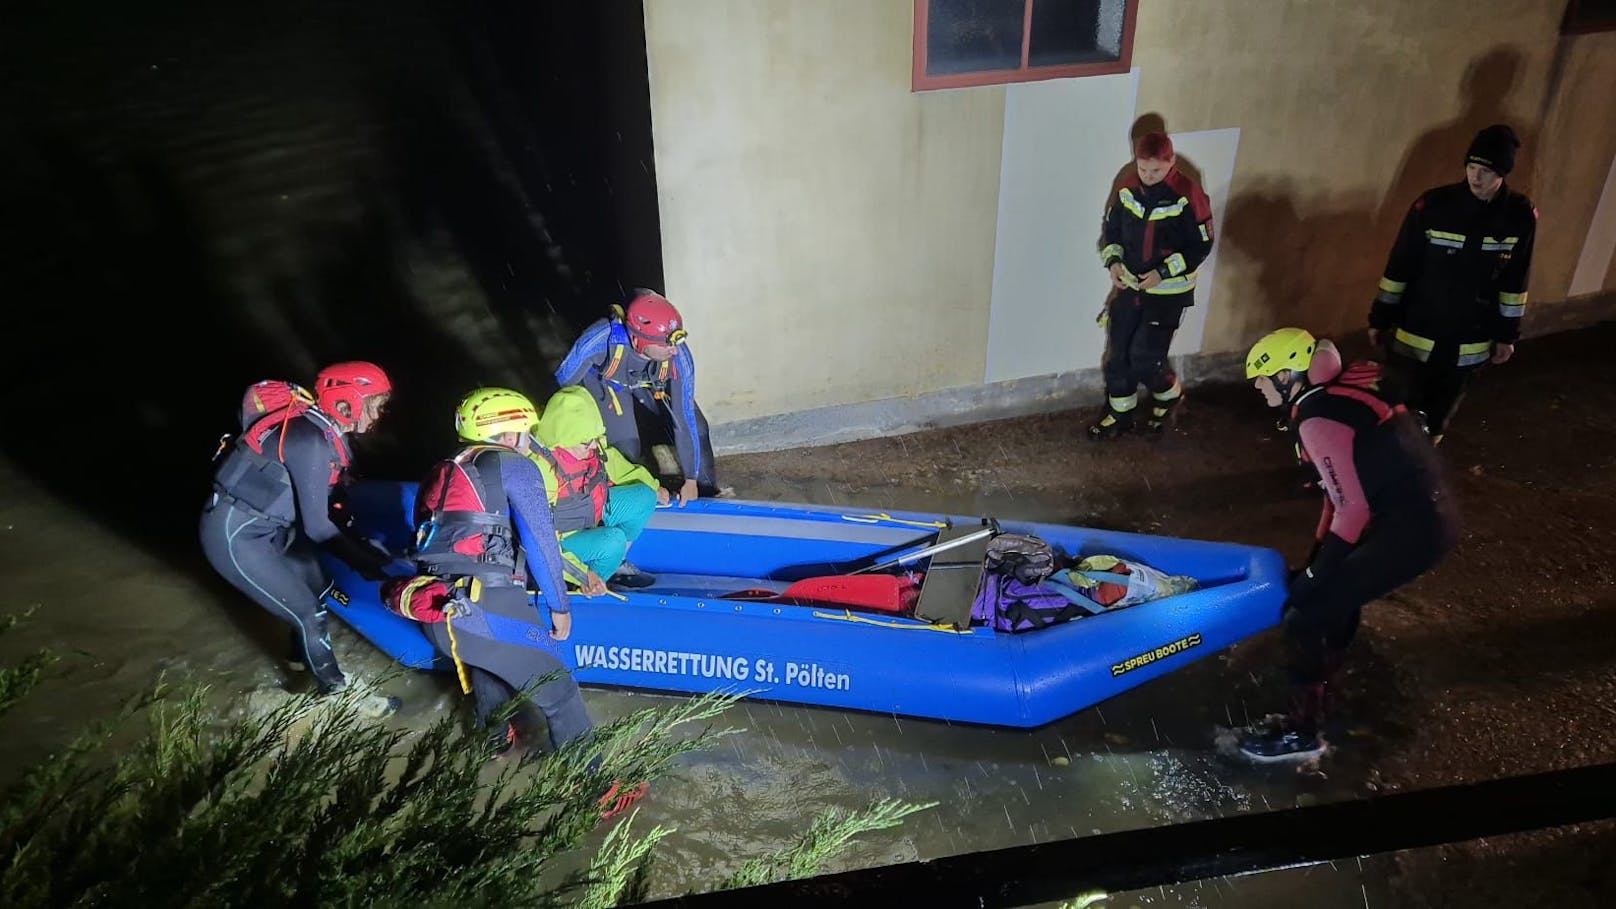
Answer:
[
  {"left": 4, "top": 2, "right": 1614, "bottom": 903},
  {"left": 4, "top": 322, "right": 1614, "bottom": 906}
]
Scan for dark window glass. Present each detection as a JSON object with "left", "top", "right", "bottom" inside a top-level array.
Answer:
[
  {"left": 1028, "top": 0, "right": 1126, "bottom": 67},
  {"left": 926, "top": 0, "right": 1027, "bottom": 76},
  {"left": 1563, "top": 0, "right": 1616, "bottom": 32}
]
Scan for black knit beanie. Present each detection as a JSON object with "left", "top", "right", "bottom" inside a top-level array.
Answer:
[{"left": 1466, "top": 124, "right": 1520, "bottom": 176}]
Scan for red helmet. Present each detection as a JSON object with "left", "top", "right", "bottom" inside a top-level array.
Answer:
[
  {"left": 315, "top": 361, "right": 392, "bottom": 428},
  {"left": 623, "top": 291, "right": 686, "bottom": 351}
]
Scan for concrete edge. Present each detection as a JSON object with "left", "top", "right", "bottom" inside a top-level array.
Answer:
[{"left": 712, "top": 292, "right": 1616, "bottom": 456}]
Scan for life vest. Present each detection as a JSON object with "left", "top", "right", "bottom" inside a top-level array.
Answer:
[
  {"left": 1288, "top": 360, "right": 1407, "bottom": 476},
  {"left": 211, "top": 389, "right": 351, "bottom": 525},
  {"left": 411, "top": 445, "right": 518, "bottom": 577},
  {"left": 530, "top": 445, "right": 609, "bottom": 532},
  {"left": 599, "top": 308, "right": 674, "bottom": 399},
  {"left": 240, "top": 380, "right": 313, "bottom": 429},
  {"left": 1289, "top": 361, "right": 1403, "bottom": 429}
]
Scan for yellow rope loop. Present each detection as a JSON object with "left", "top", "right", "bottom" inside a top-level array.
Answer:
[
  {"left": 810, "top": 609, "right": 970, "bottom": 634},
  {"left": 839, "top": 512, "right": 948, "bottom": 529},
  {"left": 443, "top": 608, "right": 473, "bottom": 695}
]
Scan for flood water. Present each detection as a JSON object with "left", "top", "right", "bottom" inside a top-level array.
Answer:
[{"left": 0, "top": 453, "right": 1393, "bottom": 906}]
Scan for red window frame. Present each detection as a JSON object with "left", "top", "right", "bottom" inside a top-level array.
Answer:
[{"left": 912, "top": 0, "right": 1140, "bottom": 92}]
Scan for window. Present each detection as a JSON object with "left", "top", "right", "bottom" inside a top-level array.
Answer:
[
  {"left": 912, "top": 0, "right": 1139, "bottom": 91},
  {"left": 1562, "top": 0, "right": 1616, "bottom": 33}
]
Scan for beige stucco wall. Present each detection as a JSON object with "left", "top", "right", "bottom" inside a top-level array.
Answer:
[
  {"left": 647, "top": 0, "right": 1616, "bottom": 425},
  {"left": 644, "top": 0, "right": 1005, "bottom": 422},
  {"left": 1129, "top": 0, "right": 1581, "bottom": 350}
]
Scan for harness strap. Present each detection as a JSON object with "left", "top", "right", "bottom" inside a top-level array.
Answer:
[{"left": 209, "top": 488, "right": 294, "bottom": 527}]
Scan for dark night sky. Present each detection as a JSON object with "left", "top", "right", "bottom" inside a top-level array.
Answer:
[{"left": 0, "top": 0, "right": 662, "bottom": 559}]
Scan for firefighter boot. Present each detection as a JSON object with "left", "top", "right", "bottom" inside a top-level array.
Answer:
[
  {"left": 1144, "top": 380, "right": 1184, "bottom": 434},
  {"left": 1087, "top": 394, "right": 1138, "bottom": 441},
  {"left": 1086, "top": 409, "right": 1135, "bottom": 441}
]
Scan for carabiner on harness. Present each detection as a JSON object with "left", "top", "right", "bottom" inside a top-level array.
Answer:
[{"left": 414, "top": 519, "right": 439, "bottom": 553}]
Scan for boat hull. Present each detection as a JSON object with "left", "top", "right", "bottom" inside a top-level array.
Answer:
[{"left": 321, "top": 481, "right": 1286, "bottom": 728}]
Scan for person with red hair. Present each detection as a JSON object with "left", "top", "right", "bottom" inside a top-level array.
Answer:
[{"left": 1089, "top": 132, "right": 1216, "bottom": 440}]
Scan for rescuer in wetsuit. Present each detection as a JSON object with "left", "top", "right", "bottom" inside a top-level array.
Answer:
[
  {"left": 407, "top": 387, "right": 597, "bottom": 753},
  {"left": 554, "top": 289, "right": 719, "bottom": 500},
  {"left": 200, "top": 362, "right": 405, "bottom": 719},
  {"left": 1239, "top": 329, "right": 1459, "bottom": 761},
  {"left": 404, "top": 387, "right": 646, "bottom": 817}
]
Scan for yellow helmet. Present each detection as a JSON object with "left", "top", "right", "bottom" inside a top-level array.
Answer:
[
  {"left": 454, "top": 387, "right": 539, "bottom": 442},
  {"left": 1245, "top": 328, "right": 1317, "bottom": 379}
]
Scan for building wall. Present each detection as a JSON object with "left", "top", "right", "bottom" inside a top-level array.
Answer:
[
  {"left": 645, "top": 0, "right": 1616, "bottom": 427},
  {"left": 644, "top": 0, "right": 1005, "bottom": 419}
]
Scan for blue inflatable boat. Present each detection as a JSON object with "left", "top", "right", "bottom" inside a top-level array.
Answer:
[{"left": 321, "top": 481, "right": 1287, "bottom": 728}]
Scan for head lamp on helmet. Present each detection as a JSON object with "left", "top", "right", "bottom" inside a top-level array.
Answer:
[
  {"left": 455, "top": 388, "right": 539, "bottom": 443},
  {"left": 623, "top": 290, "right": 685, "bottom": 352}
]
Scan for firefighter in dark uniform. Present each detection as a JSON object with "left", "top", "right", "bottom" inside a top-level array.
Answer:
[
  {"left": 200, "top": 362, "right": 405, "bottom": 719},
  {"left": 554, "top": 290, "right": 717, "bottom": 502},
  {"left": 1238, "top": 329, "right": 1459, "bottom": 761},
  {"left": 1089, "top": 131, "right": 1215, "bottom": 440},
  {"left": 1369, "top": 124, "right": 1537, "bottom": 444}
]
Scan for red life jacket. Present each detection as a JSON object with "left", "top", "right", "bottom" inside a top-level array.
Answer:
[
  {"left": 531, "top": 445, "right": 609, "bottom": 532},
  {"left": 1289, "top": 361, "right": 1407, "bottom": 474},
  {"left": 412, "top": 446, "right": 517, "bottom": 575},
  {"left": 1289, "top": 361, "right": 1403, "bottom": 428},
  {"left": 211, "top": 385, "right": 353, "bottom": 525},
  {"left": 232, "top": 380, "right": 351, "bottom": 478}
]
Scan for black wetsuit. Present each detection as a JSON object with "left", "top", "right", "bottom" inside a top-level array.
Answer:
[
  {"left": 200, "top": 410, "right": 388, "bottom": 692},
  {"left": 1284, "top": 362, "right": 1460, "bottom": 726},
  {"left": 555, "top": 318, "right": 718, "bottom": 493},
  {"left": 413, "top": 447, "right": 592, "bottom": 749}
]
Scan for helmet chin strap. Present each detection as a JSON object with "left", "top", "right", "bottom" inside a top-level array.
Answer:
[{"left": 1275, "top": 370, "right": 1310, "bottom": 403}]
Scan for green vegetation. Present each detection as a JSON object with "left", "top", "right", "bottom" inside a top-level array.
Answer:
[{"left": 0, "top": 619, "right": 933, "bottom": 907}]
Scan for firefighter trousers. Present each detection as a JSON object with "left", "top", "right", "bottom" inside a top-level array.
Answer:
[
  {"left": 1102, "top": 292, "right": 1188, "bottom": 405},
  {"left": 1384, "top": 352, "right": 1483, "bottom": 438}
]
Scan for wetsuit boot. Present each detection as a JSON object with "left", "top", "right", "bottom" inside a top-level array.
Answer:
[{"left": 1238, "top": 682, "right": 1327, "bottom": 762}]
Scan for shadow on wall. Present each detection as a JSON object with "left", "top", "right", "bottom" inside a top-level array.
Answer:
[
  {"left": 1214, "top": 47, "right": 1533, "bottom": 349},
  {"left": 1218, "top": 179, "right": 1379, "bottom": 345},
  {"left": 1376, "top": 45, "right": 1538, "bottom": 240}
]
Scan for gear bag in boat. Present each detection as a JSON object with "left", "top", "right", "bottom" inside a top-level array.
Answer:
[{"left": 971, "top": 533, "right": 1199, "bottom": 632}]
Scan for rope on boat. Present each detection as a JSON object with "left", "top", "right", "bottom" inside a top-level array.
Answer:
[
  {"left": 810, "top": 609, "right": 971, "bottom": 634},
  {"left": 839, "top": 512, "right": 948, "bottom": 529}
]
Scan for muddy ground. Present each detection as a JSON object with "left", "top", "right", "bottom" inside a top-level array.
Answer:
[{"left": 722, "top": 321, "right": 1616, "bottom": 906}]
